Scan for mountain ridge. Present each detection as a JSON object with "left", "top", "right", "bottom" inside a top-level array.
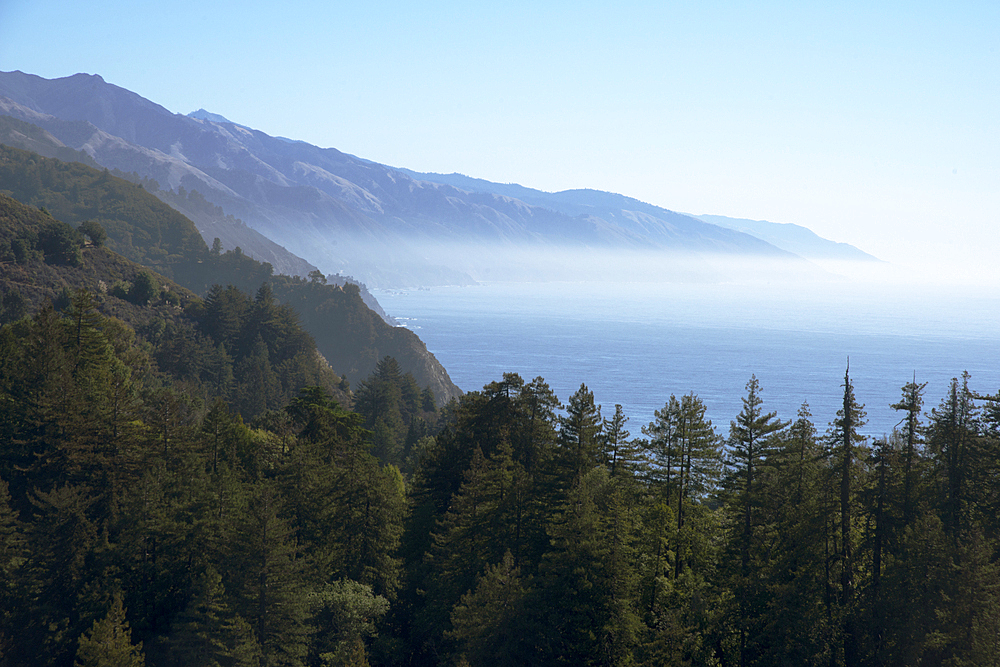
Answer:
[
  {"left": 0, "top": 70, "right": 877, "bottom": 286},
  {"left": 692, "top": 213, "right": 880, "bottom": 262}
]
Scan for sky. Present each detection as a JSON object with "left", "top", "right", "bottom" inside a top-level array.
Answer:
[{"left": 1, "top": 0, "right": 998, "bottom": 280}]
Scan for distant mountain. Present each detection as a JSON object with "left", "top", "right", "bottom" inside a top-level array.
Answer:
[
  {"left": 0, "top": 108, "right": 316, "bottom": 278},
  {"left": 0, "top": 70, "right": 840, "bottom": 287},
  {"left": 398, "top": 171, "right": 796, "bottom": 255},
  {"left": 692, "top": 214, "right": 880, "bottom": 262},
  {"left": 0, "top": 145, "right": 461, "bottom": 403},
  {"left": 187, "top": 108, "right": 244, "bottom": 127},
  {"left": 0, "top": 114, "right": 101, "bottom": 169}
]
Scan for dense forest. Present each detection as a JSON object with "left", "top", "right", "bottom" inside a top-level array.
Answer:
[
  {"left": 2, "top": 146, "right": 1000, "bottom": 666},
  {"left": 2, "top": 280, "right": 1000, "bottom": 666}
]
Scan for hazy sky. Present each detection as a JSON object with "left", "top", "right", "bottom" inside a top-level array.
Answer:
[{"left": 1, "top": 1, "right": 997, "bottom": 279}]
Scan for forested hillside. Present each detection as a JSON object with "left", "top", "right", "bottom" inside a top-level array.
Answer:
[
  {"left": 0, "top": 145, "right": 461, "bottom": 403},
  {"left": 2, "top": 143, "right": 998, "bottom": 667},
  {"left": 0, "top": 191, "right": 437, "bottom": 665},
  {"left": 2, "top": 251, "right": 998, "bottom": 666}
]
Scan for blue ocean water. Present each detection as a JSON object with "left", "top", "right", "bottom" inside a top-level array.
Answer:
[{"left": 376, "top": 281, "right": 1000, "bottom": 438}]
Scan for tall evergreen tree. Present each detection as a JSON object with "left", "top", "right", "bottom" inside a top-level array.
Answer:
[
  {"left": 891, "top": 376, "right": 926, "bottom": 528},
  {"left": 756, "top": 402, "right": 830, "bottom": 665},
  {"left": 22, "top": 484, "right": 101, "bottom": 665},
  {"left": 558, "top": 383, "right": 603, "bottom": 483},
  {"left": 0, "top": 476, "right": 25, "bottom": 661},
  {"left": 721, "top": 375, "right": 787, "bottom": 667},
  {"left": 601, "top": 404, "right": 644, "bottom": 479},
  {"left": 672, "top": 393, "right": 720, "bottom": 579},
  {"left": 448, "top": 550, "right": 531, "bottom": 667},
  {"left": 75, "top": 592, "right": 146, "bottom": 667},
  {"left": 534, "top": 467, "right": 641, "bottom": 666},
  {"left": 829, "top": 363, "right": 867, "bottom": 666},
  {"left": 224, "top": 483, "right": 312, "bottom": 667},
  {"left": 165, "top": 566, "right": 261, "bottom": 667},
  {"left": 926, "top": 372, "right": 979, "bottom": 538}
]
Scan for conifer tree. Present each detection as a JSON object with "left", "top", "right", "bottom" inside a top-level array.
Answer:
[
  {"left": 829, "top": 363, "right": 867, "bottom": 666},
  {"left": 422, "top": 448, "right": 503, "bottom": 643},
  {"left": 166, "top": 567, "right": 231, "bottom": 667},
  {"left": 891, "top": 376, "right": 926, "bottom": 527},
  {"left": 23, "top": 484, "right": 100, "bottom": 664},
  {"left": 75, "top": 592, "right": 145, "bottom": 667},
  {"left": 448, "top": 550, "right": 530, "bottom": 667},
  {"left": 601, "top": 404, "right": 644, "bottom": 478},
  {"left": 721, "top": 375, "right": 787, "bottom": 667},
  {"left": 642, "top": 395, "right": 682, "bottom": 504},
  {"left": 926, "top": 372, "right": 978, "bottom": 538},
  {"left": 166, "top": 566, "right": 261, "bottom": 667},
  {"left": 672, "top": 393, "right": 720, "bottom": 578},
  {"left": 225, "top": 483, "right": 312, "bottom": 667},
  {"left": 311, "top": 579, "right": 389, "bottom": 667},
  {"left": 756, "top": 402, "right": 830, "bottom": 664},
  {"left": 514, "top": 375, "right": 561, "bottom": 472},
  {"left": 534, "top": 467, "right": 641, "bottom": 666},
  {"left": 558, "top": 383, "right": 602, "bottom": 482}
]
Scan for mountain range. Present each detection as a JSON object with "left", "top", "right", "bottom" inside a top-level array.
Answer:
[{"left": 0, "top": 70, "right": 878, "bottom": 287}]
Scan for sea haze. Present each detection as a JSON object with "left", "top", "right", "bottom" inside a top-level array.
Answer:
[{"left": 376, "top": 280, "right": 1000, "bottom": 438}]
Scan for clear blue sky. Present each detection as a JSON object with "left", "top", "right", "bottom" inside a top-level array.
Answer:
[{"left": 1, "top": 1, "right": 998, "bottom": 279}]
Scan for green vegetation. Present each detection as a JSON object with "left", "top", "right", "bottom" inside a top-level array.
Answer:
[
  {"left": 0, "top": 145, "right": 461, "bottom": 402},
  {"left": 3, "top": 141, "right": 999, "bottom": 667},
  {"left": 4, "top": 289, "right": 998, "bottom": 666}
]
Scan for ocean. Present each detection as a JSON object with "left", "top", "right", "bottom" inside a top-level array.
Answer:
[{"left": 375, "top": 280, "right": 1000, "bottom": 439}]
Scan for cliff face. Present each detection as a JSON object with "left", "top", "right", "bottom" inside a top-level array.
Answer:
[{"left": 274, "top": 281, "right": 461, "bottom": 403}]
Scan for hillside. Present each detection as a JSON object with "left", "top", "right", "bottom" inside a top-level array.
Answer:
[
  {"left": 0, "top": 112, "right": 316, "bottom": 277},
  {"left": 0, "top": 70, "right": 825, "bottom": 287},
  {"left": 0, "top": 145, "right": 462, "bottom": 403},
  {"left": 693, "top": 213, "right": 881, "bottom": 262},
  {"left": 0, "top": 192, "right": 198, "bottom": 322},
  {"left": 1, "top": 187, "right": 993, "bottom": 665},
  {"left": 0, "top": 191, "right": 350, "bottom": 415}
]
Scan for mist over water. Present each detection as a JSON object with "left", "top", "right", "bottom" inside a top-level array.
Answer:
[{"left": 376, "top": 276, "right": 1000, "bottom": 438}]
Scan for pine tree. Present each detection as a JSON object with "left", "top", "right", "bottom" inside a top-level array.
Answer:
[
  {"left": 926, "top": 372, "right": 978, "bottom": 538},
  {"left": 165, "top": 567, "right": 230, "bottom": 667},
  {"left": 353, "top": 357, "right": 406, "bottom": 465},
  {"left": 891, "top": 376, "right": 926, "bottom": 528},
  {"left": 75, "top": 591, "right": 145, "bottom": 667},
  {"left": 225, "top": 483, "right": 312, "bottom": 667},
  {"left": 514, "top": 375, "right": 561, "bottom": 473},
  {"left": 534, "top": 467, "right": 641, "bottom": 666},
  {"left": 672, "top": 393, "right": 720, "bottom": 578},
  {"left": 642, "top": 395, "right": 682, "bottom": 506},
  {"left": 422, "top": 447, "right": 506, "bottom": 644},
  {"left": 558, "top": 383, "right": 603, "bottom": 483},
  {"left": 0, "top": 476, "right": 25, "bottom": 661},
  {"left": 166, "top": 566, "right": 261, "bottom": 667},
  {"left": 23, "top": 484, "right": 101, "bottom": 664},
  {"left": 601, "top": 404, "right": 644, "bottom": 479},
  {"left": 448, "top": 551, "right": 530, "bottom": 667},
  {"left": 755, "top": 402, "right": 830, "bottom": 664},
  {"left": 721, "top": 375, "right": 787, "bottom": 667},
  {"left": 829, "top": 363, "right": 867, "bottom": 666}
]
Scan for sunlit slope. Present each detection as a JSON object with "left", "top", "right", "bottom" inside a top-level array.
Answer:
[
  {"left": 0, "top": 145, "right": 462, "bottom": 402},
  {"left": 0, "top": 70, "right": 835, "bottom": 286}
]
